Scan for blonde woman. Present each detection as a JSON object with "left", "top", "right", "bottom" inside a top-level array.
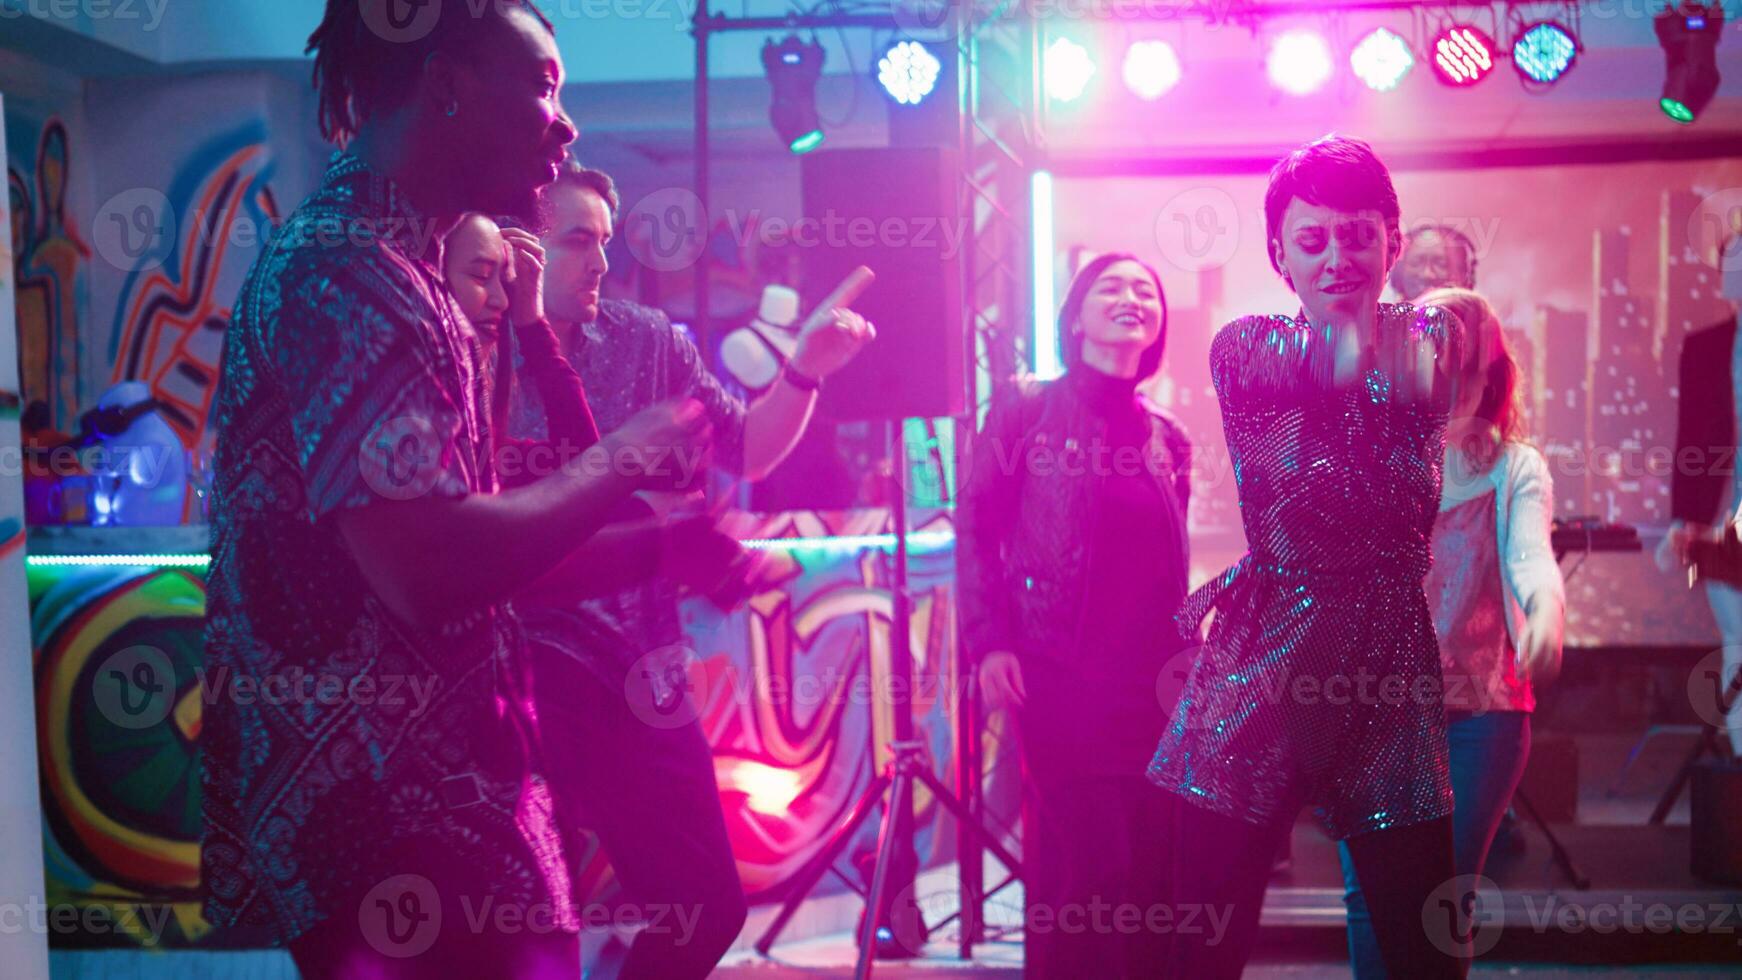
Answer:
[{"left": 1337, "top": 286, "right": 1565, "bottom": 978}]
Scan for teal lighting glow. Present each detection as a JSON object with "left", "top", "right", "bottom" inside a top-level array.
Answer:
[
  {"left": 741, "top": 531, "right": 956, "bottom": 554},
  {"left": 1031, "top": 170, "right": 1061, "bottom": 381}
]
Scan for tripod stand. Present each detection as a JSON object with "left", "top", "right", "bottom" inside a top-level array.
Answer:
[
  {"left": 754, "top": 421, "right": 1025, "bottom": 978},
  {"left": 1650, "top": 650, "right": 1742, "bottom": 824}
]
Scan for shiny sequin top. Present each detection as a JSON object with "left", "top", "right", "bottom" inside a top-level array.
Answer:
[{"left": 1148, "top": 303, "right": 1460, "bottom": 840}]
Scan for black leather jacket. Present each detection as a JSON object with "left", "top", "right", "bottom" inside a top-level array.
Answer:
[{"left": 957, "top": 373, "right": 1193, "bottom": 663}]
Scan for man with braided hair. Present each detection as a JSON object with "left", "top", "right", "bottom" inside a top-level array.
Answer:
[{"left": 202, "top": 3, "right": 708, "bottom": 975}]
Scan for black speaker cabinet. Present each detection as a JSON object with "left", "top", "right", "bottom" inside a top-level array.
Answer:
[
  {"left": 799, "top": 148, "right": 968, "bottom": 422},
  {"left": 1691, "top": 757, "right": 1742, "bottom": 885}
]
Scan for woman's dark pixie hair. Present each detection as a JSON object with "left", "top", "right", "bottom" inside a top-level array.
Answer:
[{"left": 1262, "top": 135, "right": 1402, "bottom": 276}]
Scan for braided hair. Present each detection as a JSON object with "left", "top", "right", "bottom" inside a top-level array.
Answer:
[{"left": 306, "top": 0, "right": 554, "bottom": 145}]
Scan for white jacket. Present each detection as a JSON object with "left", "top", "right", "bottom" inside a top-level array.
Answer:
[{"left": 1440, "top": 441, "right": 1567, "bottom": 686}]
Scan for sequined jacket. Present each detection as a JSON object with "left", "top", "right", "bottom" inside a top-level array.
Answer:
[{"left": 957, "top": 374, "right": 1192, "bottom": 662}]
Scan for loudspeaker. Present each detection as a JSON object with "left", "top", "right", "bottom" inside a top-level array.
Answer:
[
  {"left": 799, "top": 148, "right": 968, "bottom": 422},
  {"left": 1517, "top": 734, "right": 1579, "bottom": 823},
  {"left": 1691, "top": 758, "right": 1742, "bottom": 884}
]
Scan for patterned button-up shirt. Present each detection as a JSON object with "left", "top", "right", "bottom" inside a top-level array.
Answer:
[
  {"left": 201, "top": 151, "right": 569, "bottom": 943},
  {"left": 508, "top": 299, "right": 747, "bottom": 673}
]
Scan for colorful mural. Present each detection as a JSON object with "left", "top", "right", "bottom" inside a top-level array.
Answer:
[
  {"left": 9, "top": 118, "right": 89, "bottom": 434},
  {"left": 26, "top": 509, "right": 1012, "bottom": 948},
  {"left": 109, "top": 137, "right": 279, "bottom": 450}
]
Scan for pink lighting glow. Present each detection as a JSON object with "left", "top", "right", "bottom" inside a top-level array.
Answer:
[{"left": 1267, "top": 30, "right": 1334, "bottom": 96}]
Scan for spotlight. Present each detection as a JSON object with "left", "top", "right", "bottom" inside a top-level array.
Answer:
[
  {"left": 1513, "top": 22, "right": 1578, "bottom": 85},
  {"left": 1045, "top": 37, "right": 1096, "bottom": 103},
  {"left": 1430, "top": 25, "right": 1497, "bottom": 86},
  {"left": 1123, "top": 40, "right": 1182, "bottom": 101},
  {"left": 1656, "top": 2, "right": 1724, "bottom": 124},
  {"left": 762, "top": 35, "right": 826, "bottom": 154},
  {"left": 1268, "top": 30, "right": 1334, "bottom": 96},
  {"left": 1351, "top": 28, "right": 1414, "bottom": 92},
  {"left": 878, "top": 40, "right": 942, "bottom": 106}
]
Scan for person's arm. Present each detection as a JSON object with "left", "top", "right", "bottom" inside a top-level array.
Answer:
[
  {"left": 337, "top": 405, "right": 708, "bottom": 628},
  {"left": 740, "top": 308, "right": 876, "bottom": 480},
  {"left": 957, "top": 382, "right": 1028, "bottom": 657},
  {"left": 1504, "top": 447, "right": 1566, "bottom": 683}
]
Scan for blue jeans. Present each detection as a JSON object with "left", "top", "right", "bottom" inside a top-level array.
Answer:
[{"left": 1339, "top": 710, "right": 1531, "bottom": 979}]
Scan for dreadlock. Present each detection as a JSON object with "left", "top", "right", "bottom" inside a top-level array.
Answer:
[{"left": 306, "top": 0, "right": 555, "bottom": 145}]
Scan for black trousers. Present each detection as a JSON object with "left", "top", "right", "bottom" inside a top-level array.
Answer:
[
  {"left": 1018, "top": 662, "right": 1175, "bottom": 979},
  {"left": 1168, "top": 801, "right": 1466, "bottom": 979},
  {"left": 531, "top": 638, "right": 748, "bottom": 980}
]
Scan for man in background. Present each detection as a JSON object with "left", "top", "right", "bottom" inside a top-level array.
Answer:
[{"left": 515, "top": 162, "right": 874, "bottom": 978}]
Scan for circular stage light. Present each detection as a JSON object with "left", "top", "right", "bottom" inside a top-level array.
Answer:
[
  {"left": 1431, "top": 25, "right": 1497, "bottom": 86},
  {"left": 1123, "top": 39, "right": 1182, "bottom": 101},
  {"left": 1351, "top": 28, "right": 1414, "bottom": 92},
  {"left": 878, "top": 40, "right": 943, "bottom": 105},
  {"left": 1046, "top": 37, "right": 1097, "bottom": 103},
  {"left": 1513, "top": 22, "right": 1578, "bottom": 84},
  {"left": 1268, "top": 30, "right": 1334, "bottom": 96}
]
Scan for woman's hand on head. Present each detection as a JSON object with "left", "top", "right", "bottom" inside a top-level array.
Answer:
[{"left": 501, "top": 227, "right": 547, "bottom": 325}]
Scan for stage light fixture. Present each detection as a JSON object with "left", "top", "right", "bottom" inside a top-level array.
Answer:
[
  {"left": 1045, "top": 37, "right": 1097, "bottom": 103},
  {"left": 877, "top": 40, "right": 942, "bottom": 106},
  {"left": 1656, "top": 2, "right": 1724, "bottom": 124},
  {"left": 1268, "top": 30, "right": 1334, "bottom": 96},
  {"left": 1513, "top": 22, "right": 1578, "bottom": 84},
  {"left": 1430, "top": 25, "right": 1497, "bottom": 86},
  {"left": 1351, "top": 27, "right": 1414, "bottom": 92},
  {"left": 762, "top": 34, "right": 826, "bottom": 154},
  {"left": 1123, "top": 39, "right": 1182, "bottom": 101}
]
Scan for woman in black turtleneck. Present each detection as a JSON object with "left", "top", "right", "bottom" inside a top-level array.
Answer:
[{"left": 958, "top": 252, "right": 1193, "bottom": 979}]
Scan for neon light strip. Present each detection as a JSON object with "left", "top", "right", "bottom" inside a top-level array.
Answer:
[
  {"left": 26, "top": 554, "right": 211, "bottom": 568},
  {"left": 740, "top": 531, "right": 956, "bottom": 553},
  {"left": 25, "top": 534, "right": 962, "bottom": 567},
  {"left": 1031, "top": 170, "right": 1062, "bottom": 381}
]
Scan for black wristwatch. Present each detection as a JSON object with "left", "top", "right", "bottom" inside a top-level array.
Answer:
[{"left": 783, "top": 363, "right": 823, "bottom": 393}]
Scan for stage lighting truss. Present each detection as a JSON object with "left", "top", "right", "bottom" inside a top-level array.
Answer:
[
  {"left": 1351, "top": 27, "right": 1415, "bottom": 92},
  {"left": 1123, "top": 39, "right": 1183, "bottom": 101},
  {"left": 762, "top": 34, "right": 826, "bottom": 154},
  {"left": 1268, "top": 29, "right": 1335, "bottom": 96},
  {"left": 1511, "top": 20, "right": 1579, "bottom": 85},
  {"left": 1430, "top": 22, "right": 1498, "bottom": 86},
  {"left": 1045, "top": 36, "right": 1097, "bottom": 103},
  {"left": 878, "top": 40, "right": 942, "bottom": 106}
]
